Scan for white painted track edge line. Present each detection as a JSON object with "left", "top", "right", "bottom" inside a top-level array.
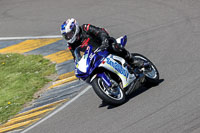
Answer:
[
  {"left": 21, "top": 86, "right": 91, "bottom": 133},
  {"left": 0, "top": 35, "right": 62, "bottom": 40}
]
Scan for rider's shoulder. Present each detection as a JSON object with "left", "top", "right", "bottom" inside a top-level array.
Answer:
[{"left": 82, "top": 24, "right": 92, "bottom": 31}]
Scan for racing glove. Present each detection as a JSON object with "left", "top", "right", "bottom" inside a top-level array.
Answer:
[{"left": 99, "top": 38, "right": 109, "bottom": 51}]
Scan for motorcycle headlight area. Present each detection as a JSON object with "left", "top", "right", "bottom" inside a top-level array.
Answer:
[{"left": 77, "top": 54, "right": 88, "bottom": 73}]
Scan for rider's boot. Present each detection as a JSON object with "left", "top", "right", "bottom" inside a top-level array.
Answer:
[
  {"left": 111, "top": 41, "right": 146, "bottom": 70},
  {"left": 124, "top": 63, "right": 135, "bottom": 74},
  {"left": 125, "top": 52, "right": 144, "bottom": 68}
]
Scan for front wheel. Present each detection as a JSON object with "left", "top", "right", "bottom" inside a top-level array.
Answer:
[
  {"left": 132, "top": 53, "right": 159, "bottom": 84},
  {"left": 92, "top": 77, "right": 126, "bottom": 105}
]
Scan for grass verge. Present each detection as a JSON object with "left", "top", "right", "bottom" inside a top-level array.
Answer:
[{"left": 0, "top": 53, "right": 56, "bottom": 124}]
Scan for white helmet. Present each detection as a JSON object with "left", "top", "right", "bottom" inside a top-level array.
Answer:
[{"left": 61, "top": 18, "right": 80, "bottom": 43}]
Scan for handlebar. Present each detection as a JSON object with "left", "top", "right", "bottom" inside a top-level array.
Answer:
[{"left": 94, "top": 47, "right": 102, "bottom": 54}]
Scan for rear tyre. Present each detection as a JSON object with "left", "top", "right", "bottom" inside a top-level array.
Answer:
[
  {"left": 92, "top": 77, "right": 126, "bottom": 105},
  {"left": 132, "top": 53, "right": 159, "bottom": 84}
]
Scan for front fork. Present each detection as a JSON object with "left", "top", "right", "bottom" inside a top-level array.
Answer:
[{"left": 90, "top": 72, "right": 112, "bottom": 87}]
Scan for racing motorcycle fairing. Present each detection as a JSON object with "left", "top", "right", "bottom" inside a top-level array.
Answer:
[
  {"left": 74, "top": 45, "right": 109, "bottom": 80},
  {"left": 99, "top": 54, "right": 136, "bottom": 88},
  {"left": 74, "top": 44, "right": 136, "bottom": 89}
]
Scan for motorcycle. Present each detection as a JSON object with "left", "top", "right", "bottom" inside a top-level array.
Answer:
[{"left": 74, "top": 35, "right": 159, "bottom": 105}]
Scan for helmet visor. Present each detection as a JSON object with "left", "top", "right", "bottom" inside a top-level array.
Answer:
[{"left": 63, "top": 26, "right": 76, "bottom": 40}]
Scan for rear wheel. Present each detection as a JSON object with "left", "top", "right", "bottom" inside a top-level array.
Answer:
[
  {"left": 132, "top": 53, "right": 159, "bottom": 84},
  {"left": 92, "top": 77, "right": 126, "bottom": 105}
]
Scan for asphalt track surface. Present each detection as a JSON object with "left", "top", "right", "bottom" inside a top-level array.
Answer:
[{"left": 1, "top": 0, "right": 200, "bottom": 133}]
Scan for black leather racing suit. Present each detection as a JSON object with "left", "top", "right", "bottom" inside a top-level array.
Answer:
[{"left": 67, "top": 24, "right": 133, "bottom": 64}]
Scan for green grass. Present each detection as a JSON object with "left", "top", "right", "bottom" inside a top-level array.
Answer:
[{"left": 0, "top": 53, "right": 56, "bottom": 124}]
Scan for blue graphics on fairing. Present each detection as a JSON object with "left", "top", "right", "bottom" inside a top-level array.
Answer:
[
  {"left": 106, "top": 57, "right": 129, "bottom": 79},
  {"left": 74, "top": 45, "right": 109, "bottom": 80}
]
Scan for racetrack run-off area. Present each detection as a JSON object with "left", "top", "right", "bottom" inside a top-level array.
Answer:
[
  {"left": 1, "top": 0, "right": 200, "bottom": 133},
  {"left": 0, "top": 38, "right": 88, "bottom": 133}
]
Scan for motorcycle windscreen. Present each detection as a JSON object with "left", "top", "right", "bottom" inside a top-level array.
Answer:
[
  {"left": 74, "top": 45, "right": 91, "bottom": 73},
  {"left": 77, "top": 53, "right": 88, "bottom": 73}
]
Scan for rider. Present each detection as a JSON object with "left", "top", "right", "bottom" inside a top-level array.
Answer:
[{"left": 60, "top": 18, "right": 143, "bottom": 68}]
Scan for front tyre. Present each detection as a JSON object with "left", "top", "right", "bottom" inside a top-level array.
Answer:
[{"left": 92, "top": 77, "right": 126, "bottom": 105}]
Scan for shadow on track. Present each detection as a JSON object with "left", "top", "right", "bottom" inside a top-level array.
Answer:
[{"left": 98, "top": 79, "right": 164, "bottom": 109}]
